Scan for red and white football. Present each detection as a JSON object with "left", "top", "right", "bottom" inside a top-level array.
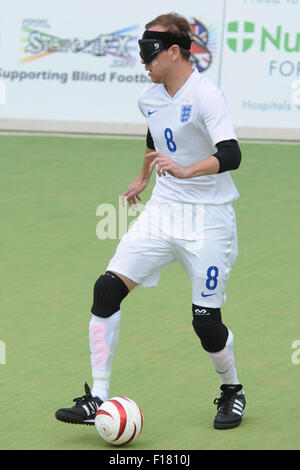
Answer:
[{"left": 95, "top": 396, "right": 143, "bottom": 446}]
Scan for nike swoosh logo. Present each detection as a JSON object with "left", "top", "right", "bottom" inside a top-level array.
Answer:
[
  {"left": 201, "top": 292, "right": 216, "bottom": 297},
  {"left": 147, "top": 110, "right": 158, "bottom": 115}
]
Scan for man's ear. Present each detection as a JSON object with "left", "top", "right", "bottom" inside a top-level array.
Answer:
[{"left": 169, "top": 44, "right": 181, "bottom": 62}]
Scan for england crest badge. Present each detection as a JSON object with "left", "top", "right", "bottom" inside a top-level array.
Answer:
[{"left": 180, "top": 104, "right": 192, "bottom": 123}]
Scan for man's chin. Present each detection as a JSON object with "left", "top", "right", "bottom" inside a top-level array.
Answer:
[{"left": 150, "top": 76, "right": 162, "bottom": 84}]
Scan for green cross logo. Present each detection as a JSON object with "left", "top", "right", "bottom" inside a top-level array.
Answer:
[{"left": 227, "top": 21, "right": 255, "bottom": 52}]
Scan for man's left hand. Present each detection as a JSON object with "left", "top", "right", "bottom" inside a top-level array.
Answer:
[{"left": 147, "top": 151, "right": 189, "bottom": 179}]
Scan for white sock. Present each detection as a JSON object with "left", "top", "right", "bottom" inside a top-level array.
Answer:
[
  {"left": 89, "top": 310, "right": 121, "bottom": 401},
  {"left": 208, "top": 329, "right": 243, "bottom": 393}
]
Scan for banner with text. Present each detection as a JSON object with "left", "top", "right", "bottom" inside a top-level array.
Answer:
[{"left": 0, "top": 0, "right": 299, "bottom": 132}]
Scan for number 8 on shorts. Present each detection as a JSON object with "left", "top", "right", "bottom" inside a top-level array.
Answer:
[{"left": 206, "top": 266, "right": 219, "bottom": 291}]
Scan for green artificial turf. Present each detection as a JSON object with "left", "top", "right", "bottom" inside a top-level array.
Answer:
[{"left": 0, "top": 135, "right": 299, "bottom": 450}]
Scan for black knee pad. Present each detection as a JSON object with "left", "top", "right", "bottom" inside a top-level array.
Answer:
[
  {"left": 192, "top": 304, "right": 228, "bottom": 353},
  {"left": 91, "top": 271, "right": 129, "bottom": 318}
]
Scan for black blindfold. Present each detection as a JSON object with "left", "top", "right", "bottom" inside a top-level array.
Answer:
[{"left": 138, "top": 30, "right": 191, "bottom": 63}]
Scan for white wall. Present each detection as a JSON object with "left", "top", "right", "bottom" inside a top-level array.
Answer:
[{"left": 0, "top": 0, "right": 299, "bottom": 139}]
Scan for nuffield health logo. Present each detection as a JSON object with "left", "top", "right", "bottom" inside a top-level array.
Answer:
[
  {"left": 226, "top": 21, "right": 300, "bottom": 55},
  {"left": 227, "top": 21, "right": 255, "bottom": 52}
]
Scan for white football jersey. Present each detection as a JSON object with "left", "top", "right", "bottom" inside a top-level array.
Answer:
[{"left": 138, "top": 70, "right": 240, "bottom": 204}]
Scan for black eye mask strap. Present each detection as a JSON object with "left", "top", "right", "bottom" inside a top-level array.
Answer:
[{"left": 142, "top": 30, "right": 191, "bottom": 49}]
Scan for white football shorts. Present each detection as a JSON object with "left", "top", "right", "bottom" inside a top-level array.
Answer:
[{"left": 107, "top": 201, "right": 238, "bottom": 308}]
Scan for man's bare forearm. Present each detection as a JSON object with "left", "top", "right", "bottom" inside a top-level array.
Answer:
[
  {"left": 139, "top": 147, "right": 157, "bottom": 182},
  {"left": 184, "top": 156, "right": 220, "bottom": 178}
]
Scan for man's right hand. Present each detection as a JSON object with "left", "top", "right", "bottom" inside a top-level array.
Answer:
[{"left": 121, "top": 176, "right": 149, "bottom": 208}]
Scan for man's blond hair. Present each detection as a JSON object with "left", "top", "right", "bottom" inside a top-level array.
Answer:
[{"left": 145, "top": 12, "right": 191, "bottom": 61}]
